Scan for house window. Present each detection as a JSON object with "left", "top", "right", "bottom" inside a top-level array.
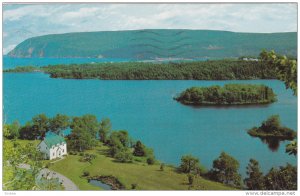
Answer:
[
  {"left": 63, "top": 149, "right": 64, "bottom": 153},
  {"left": 53, "top": 153, "right": 55, "bottom": 156}
]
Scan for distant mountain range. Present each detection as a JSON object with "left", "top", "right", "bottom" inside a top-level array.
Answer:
[{"left": 7, "top": 29, "right": 297, "bottom": 59}]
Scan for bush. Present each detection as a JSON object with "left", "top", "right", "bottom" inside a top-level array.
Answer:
[
  {"left": 133, "top": 141, "right": 146, "bottom": 156},
  {"left": 160, "top": 163, "right": 165, "bottom": 171},
  {"left": 69, "top": 151, "right": 77, "bottom": 155},
  {"left": 44, "top": 163, "right": 51, "bottom": 168},
  {"left": 79, "top": 153, "right": 97, "bottom": 162},
  {"left": 146, "top": 157, "right": 155, "bottom": 165},
  {"left": 82, "top": 171, "right": 90, "bottom": 177},
  {"left": 133, "top": 157, "right": 143, "bottom": 162},
  {"left": 79, "top": 152, "right": 84, "bottom": 156},
  {"left": 188, "top": 174, "right": 194, "bottom": 185},
  {"left": 131, "top": 183, "right": 138, "bottom": 189},
  {"left": 115, "top": 150, "right": 133, "bottom": 163}
]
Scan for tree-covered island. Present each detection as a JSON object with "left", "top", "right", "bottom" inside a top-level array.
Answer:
[
  {"left": 247, "top": 115, "right": 296, "bottom": 140},
  {"left": 175, "top": 84, "right": 277, "bottom": 105},
  {"left": 4, "top": 59, "right": 277, "bottom": 80}
]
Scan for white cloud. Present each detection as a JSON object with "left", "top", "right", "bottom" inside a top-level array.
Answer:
[
  {"left": 3, "top": 44, "right": 16, "bottom": 55},
  {"left": 3, "top": 3, "right": 297, "bottom": 50},
  {"left": 60, "top": 7, "right": 101, "bottom": 20},
  {"left": 4, "top": 5, "right": 49, "bottom": 21},
  {"left": 3, "top": 32, "right": 8, "bottom": 37}
]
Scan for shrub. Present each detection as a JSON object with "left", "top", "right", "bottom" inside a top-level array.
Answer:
[
  {"left": 133, "top": 141, "right": 146, "bottom": 156},
  {"left": 146, "top": 157, "right": 155, "bottom": 165},
  {"left": 160, "top": 163, "right": 165, "bottom": 171},
  {"left": 188, "top": 174, "right": 194, "bottom": 185},
  {"left": 115, "top": 150, "right": 133, "bottom": 163},
  {"left": 131, "top": 183, "right": 137, "bottom": 189},
  {"left": 79, "top": 153, "right": 97, "bottom": 162},
  {"left": 69, "top": 151, "right": 77, "bottom": 155},
  {"left": 133, "top": 157, "right": 143, "bottom": 162},
  {"left": 82, "top": 171, "right": 90, "bottom": 177},
  {"left": 79, "top": 152, "right": 84, "bottom": 156},
  {"left": 44, "top": 163, "right": 51, "bottom": 168}
]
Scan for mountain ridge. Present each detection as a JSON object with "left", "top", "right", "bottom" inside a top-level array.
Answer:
[{"left": 8, "top": 29, "right": 297, "bottom": 59}]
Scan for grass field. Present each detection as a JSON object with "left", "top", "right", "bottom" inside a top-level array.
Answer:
[
  {"left": 49, "top": 144, "right": 236, "bottom": 190},
  {"left": 5, "top": 139, "right": 236, "bottom": 190}
]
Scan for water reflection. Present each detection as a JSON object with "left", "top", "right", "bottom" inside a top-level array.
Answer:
[
  {"left": 187, "top": 103, "right": 270, "bottom": 110},
  {"left": 260, "top": 137, "right": 284, "bottom": 151}
]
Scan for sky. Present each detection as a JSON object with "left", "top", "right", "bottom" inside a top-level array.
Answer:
[{"left": 3, "top": 3, "right": 297, "bottom": 54}]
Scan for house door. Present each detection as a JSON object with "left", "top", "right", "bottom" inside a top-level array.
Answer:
[{"left": 57, "top": 149, "right": 62, "bottom": 158}]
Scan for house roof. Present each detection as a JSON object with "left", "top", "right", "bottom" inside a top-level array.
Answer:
[{"left": 43, "top": 132, "right": 66, "bottom": 148}]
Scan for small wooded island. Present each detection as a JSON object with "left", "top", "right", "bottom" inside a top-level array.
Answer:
[
  {"left": 247, "top": 115, "right": 296, "bottom": 140},
  {"left": 175, "top": 84, "right": 277, "bottom": 105}
]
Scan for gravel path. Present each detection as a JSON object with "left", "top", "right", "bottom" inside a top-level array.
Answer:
[
  {"left": 38, "top": 168, "right": 79, "bottom": 191},
  {"left": 19, "top": 163, "right": 79, "bottom": 191}
]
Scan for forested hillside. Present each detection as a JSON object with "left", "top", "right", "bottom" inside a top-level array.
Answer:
[{"left": 8, "top": 30, "right": 297, "bottom": 59}]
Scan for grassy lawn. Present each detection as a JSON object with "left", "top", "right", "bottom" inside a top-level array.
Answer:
[
  {"left": 12, "top": 139, "right": 41, "bottom": 146},
  {"left": 6, "top": 139, "right": 236, "bottom": 190},
  {"left": 49, "top": 144, "right": 236, "bottom": 190}
]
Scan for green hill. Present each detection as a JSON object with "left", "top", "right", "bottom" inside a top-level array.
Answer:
[{"left": 8, "top": 29, "right": 297, "bottom": 59}]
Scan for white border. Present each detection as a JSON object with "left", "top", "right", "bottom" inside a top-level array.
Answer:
[{"left": 1, "top": 1, "right": 299, "bottom": 196}]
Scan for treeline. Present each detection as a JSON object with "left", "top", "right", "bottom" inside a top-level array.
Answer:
[
  {"left": 175, "top": 84, "right": 277, "bottom": 105},
  {"left": 43, "top": 60, "right": 277, "bottom": 80},
  {"left": 177, "top": 152, "right": 297, "bottom": 190},
  {"left": 4, "top": 113, "right": 155, "bottom": 164},
  {"left": 4, "top": 59, "right": 277, "bottom": 80},
  {"left": 4, "top": 66, "right": 41, "bottom": 73},
  {"left": 247, "top": 115, "right": 296, "bottom": 140},
  {"left": 4, "top": 114, "right": 70, "bottom": 140}
]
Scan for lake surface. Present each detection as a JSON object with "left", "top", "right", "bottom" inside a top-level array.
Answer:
[{"left": 3, "top": 72, "right": 297, "bottom": 177}]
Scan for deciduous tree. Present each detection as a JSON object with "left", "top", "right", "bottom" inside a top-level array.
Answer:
[
  {"left": 244, "top": 159, "right": 265, "bottom": 190},
  {"left": 210, "top": 152, "right": 242, "bottom": 187}
]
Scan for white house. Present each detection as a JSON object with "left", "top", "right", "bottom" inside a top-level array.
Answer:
[{"left": 37, "top": 132, "right": 67, "bottom": 160}]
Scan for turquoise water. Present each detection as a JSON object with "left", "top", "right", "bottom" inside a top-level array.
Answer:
[{"left": 3, "top": 72, "right": 297, "bottom": 176}]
